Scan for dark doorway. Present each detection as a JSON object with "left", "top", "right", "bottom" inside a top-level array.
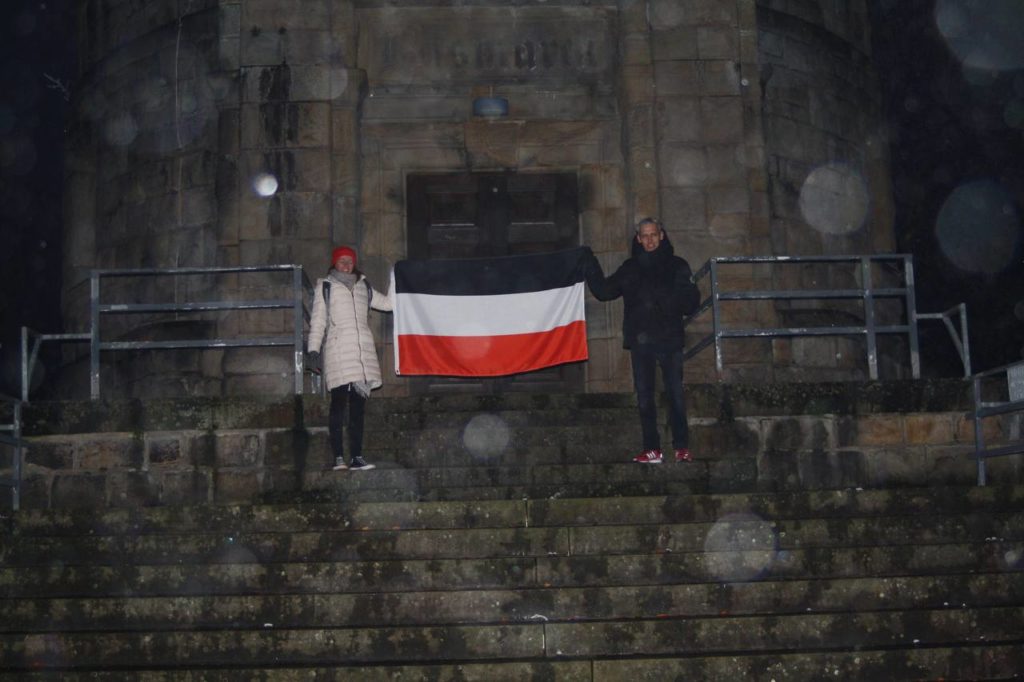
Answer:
[{"left": 406, "top": 172, "right": 582, "bottom": 394}]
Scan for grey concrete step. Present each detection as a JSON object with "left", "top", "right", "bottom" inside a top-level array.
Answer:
[
  {"left": 15, "top": 486, "right": 1022, "bottom": 537},
  {"left": 21, "top": 382, "right": 972, "bottom": 437},
  {"left": 4, "top": 573, "right": 1023, "bottom": 633},
  {"left": 2, "top": 541, "right": 1020, "bottom": 598},
  {"left": 1, "top": 606, "right": 1021, "bottom": 670},
  {"left": 5, "top": 644, "right": 1023, "bottom": 680},
  {"left": 4, "top": 510, "right": 1024, "bottom": 567}
]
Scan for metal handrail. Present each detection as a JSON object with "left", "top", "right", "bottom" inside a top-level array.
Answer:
[
  {"left": 21, "top": 265, "right": 314, "bottom": 401},
  {"left": 0, "top": 393, "right": 23, "bottom": 511},
  {"left": 21, "top": 328, "right": 91, "bottom": 402},
  {"left": 915, "top": 303, "right": 971, "bottom": 378},
  {"left": 970, "top": 361, "right": 1024, "bottom": 486},
  {"left": 683, "top": 254, "right": 969, "bottom": 380}
]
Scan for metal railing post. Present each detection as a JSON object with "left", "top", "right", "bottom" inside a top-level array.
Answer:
[
  {"left": 710, "top": 258, "right": 724, "bottom": 375},
  {"left": 20, "top": 327, "right": 28, "bottom": 402},
  {"left": 958, "top": 303, "right": 971, "bottom": 377},
  {"left": 973, "top": 374, "right": 986, "bottom": 486},
  {"left": 90, "top": 272, "right": 101, "bottom": 400},
  {"left": 861, "top": 257, "right": 879, "bottom": 380},
  {"left": 904, "top": 256, "right": 921, "bottom": 379},
  {"left": 293, "top": 266, "right": 304, "bottom": 395},
  {"left": 12, "top": 401, "right": 21, "bottom": 511}
]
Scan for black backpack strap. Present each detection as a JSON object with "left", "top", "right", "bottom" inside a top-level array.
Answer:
[
  {"left": 321, "top": 280, "right": 332, "bottom": 331},
  {"left": 364, "top": 278, "right": 373, "bottom": 312}
]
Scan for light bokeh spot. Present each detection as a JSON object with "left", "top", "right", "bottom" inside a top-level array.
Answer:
[
  {"left": 798, "top": 162, "right": 870, "bottom": 235},
  {"left": 462, "top": 413, "right": 511, "bottom": 461},
  {"left": 703, "top": 512, "right": 778, "bottom": 583},
  {"left": 104, "top": 111, "right": 139, "bottom": 147},
  {"left": 252, "top": 173, "right": 279, "bottom": 197},
  {"left": 935, "top": 180, "right": 1021, "bottom": 274},
  {"left": 935, "top": 0, "right": 1024, "bottom": 71}
]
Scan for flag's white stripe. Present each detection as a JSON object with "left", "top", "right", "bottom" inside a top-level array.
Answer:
[{"left": 395, "top": 282, "right": 585, "bottom": 338}]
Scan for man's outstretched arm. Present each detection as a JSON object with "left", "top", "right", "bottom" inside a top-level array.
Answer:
[{"left": 582, "top": 248, "right": 622, "bottom": 302}]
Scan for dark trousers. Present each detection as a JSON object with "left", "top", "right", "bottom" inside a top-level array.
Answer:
[
  {"left": 329, "top": 384, "right": 365, "bottom": 462},
  {"left": 630, "top": 347, "right": 688, "bottom": 451}
]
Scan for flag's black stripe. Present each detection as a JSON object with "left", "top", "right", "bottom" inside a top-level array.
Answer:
[{"left": 394, "top": 247, "right": 587, "bottom": 296}]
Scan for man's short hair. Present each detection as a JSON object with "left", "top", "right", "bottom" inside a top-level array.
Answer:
[{"left": 636, "top": 217, "right": 663, "bottom": 232}]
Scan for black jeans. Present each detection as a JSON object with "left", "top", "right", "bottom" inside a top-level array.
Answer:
[
  {"left": 329, "top": 384, "right": 366, "bottom": 462},
  {"left": 630, "top": 346, "right": 688, "bottom": 451}
]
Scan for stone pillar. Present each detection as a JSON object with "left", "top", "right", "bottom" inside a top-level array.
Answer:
[
  {"left": 756, "top": 0, "right": 897, "bottom": 381},
  {"left": 640, "top": 0, "right": 776, "bottom": 381},
  {"left": 64, "top": 0, "right": 235, "bottom": 397}
]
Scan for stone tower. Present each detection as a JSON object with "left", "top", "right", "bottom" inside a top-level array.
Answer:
[{"left": 63, "top": 0, "right": 892, "bottom": 398}]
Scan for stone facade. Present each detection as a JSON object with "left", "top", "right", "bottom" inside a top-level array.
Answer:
[{"left": 62, "top": 0, "right": 893, "bottom": 398}]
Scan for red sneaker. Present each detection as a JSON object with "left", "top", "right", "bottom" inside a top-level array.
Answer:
[
  {"left": 674, "top": 448, "right": 693, "bottom": 462},
  {"left": 633, "top": 449, "right": 663, "bottom": 464}
]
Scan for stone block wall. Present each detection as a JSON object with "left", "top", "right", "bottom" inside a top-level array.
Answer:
[{"left": 6, "top": 382, "right": 1022, "bottom": 509}]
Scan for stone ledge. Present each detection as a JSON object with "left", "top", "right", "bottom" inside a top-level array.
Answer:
[{"left": 21, "top": 379, "right": 972, "bottom": 436}]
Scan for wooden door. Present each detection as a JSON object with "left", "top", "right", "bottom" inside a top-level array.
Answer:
[{"left": 406, "top": 172, "right": 582, "bottom": 394}]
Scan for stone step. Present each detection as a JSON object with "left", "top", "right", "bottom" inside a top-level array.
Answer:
[
  {"left": 1, "top": 606, "right": 1021, "bottom": 670},
  {"left": 13, "top": 486, "right": 1022, "bottom": 537},
  {"left": 3, "top": 572, "right": 1023, "bottom": 633},
  {"left": 370, "top": 407, "right": 646, "bottom": 429},
  {"left": 2, "top": 541, "right": 1020, "bottom": 598},
  {"left": 4, "top": 511, "right": 1023, "bottom": 567},
  {"left": 356, "top": 424, "right": 644, "bottom": 457},
  {"left": 4, "top": 645, "right": 1022, "bottom": 681}
]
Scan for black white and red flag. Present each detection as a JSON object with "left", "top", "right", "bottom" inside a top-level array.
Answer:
[{"left": 392, "top": 248, "right": 589, "bottom": 376}]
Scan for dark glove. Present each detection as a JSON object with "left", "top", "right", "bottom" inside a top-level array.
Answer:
[{"left": 307, "top": 351, "right": 321, "bottom": 374}]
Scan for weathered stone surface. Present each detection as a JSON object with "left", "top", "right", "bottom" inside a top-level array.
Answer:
[
  {"left": 5, "top": 445, "right": 1024, "bottom": 678},
  {"left": 213, "top": 470, "right": 262, "bottom": 502},
  {"left": 1, "top": 624, "right": 545, "bottom": 669},
  {"left": 24, "top": 441, "right": 74, "bottom": 470},
  {"left": 146, "top": 436, "right": 184, "bottom": 466},
  {"left": 545, "top": 606, "right": 1024, "bottom": 657},
  {"left": 50, "top": 474, "right": 106, "bottom": 508},
  {"left": 106, "top": 471, "right": 161, "bottom": 508},
  {"left": 160, "top": 470, "right": 211, "bottom": 505}
]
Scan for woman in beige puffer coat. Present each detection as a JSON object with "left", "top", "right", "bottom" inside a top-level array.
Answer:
[{"left": 308, "top": 246, "right": 393, "bottom": 471}]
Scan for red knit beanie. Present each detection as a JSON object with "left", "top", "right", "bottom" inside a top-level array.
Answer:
[{"left": 331, "top": 246, "right": 357, "bottom": 268}]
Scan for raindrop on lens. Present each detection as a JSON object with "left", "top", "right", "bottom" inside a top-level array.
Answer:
[
  {"left": 798, "top": 162, "right": 870, "bottom": 235},
  {"left": 104, "top": 111, "right": 139, "bottom": 147},
  {"left": 935, "top": 180, "right": 1021, "bottom": 274},
  {"left": 935, "top": 0, "right": 1024, "bottom": 71},
  {"left": 252, "top": 173, "right": 279, "bottom": 197},
  {"left": 1003, "top": 99, "right": 1024, "bottom": 129},
  {"left": 703, "top": 513, "right": 778, "bottom": 583},
  {"left": 462, "top": 413, "right": 511, "bottom": 461},
  {"left": 330, "top": 68, "right": 350, "bottom": 99}
]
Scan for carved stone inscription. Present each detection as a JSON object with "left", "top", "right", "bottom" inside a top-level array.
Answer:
[{"left": 358, "top": 8, "right": 616, "bottom": 86}]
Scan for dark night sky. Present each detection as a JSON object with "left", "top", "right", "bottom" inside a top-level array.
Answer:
[
  {"left": 871, "top": 0, "right": 1024, "bottom": 375},
  {"left": 0, "top": 0, "right": 1021, "bottom": 393},
  {"left": 0, "top": 0, "right": 72, "bottom": 383}
]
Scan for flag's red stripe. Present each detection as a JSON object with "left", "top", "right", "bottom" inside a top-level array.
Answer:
[{"left": 398, "top": 321, "right": 588, "bottom": 376}]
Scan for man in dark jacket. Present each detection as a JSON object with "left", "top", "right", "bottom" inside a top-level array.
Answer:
[{"left": 585, "top": 217, "right": 702, "bottom": 463}]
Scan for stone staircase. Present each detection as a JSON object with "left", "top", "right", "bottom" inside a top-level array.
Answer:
[
  {"left": 2, "top": 384, "right": 1024, "bottom": 678},
  {"left": 2, "top": 484, "right": 1024, "bottom": 678}
]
